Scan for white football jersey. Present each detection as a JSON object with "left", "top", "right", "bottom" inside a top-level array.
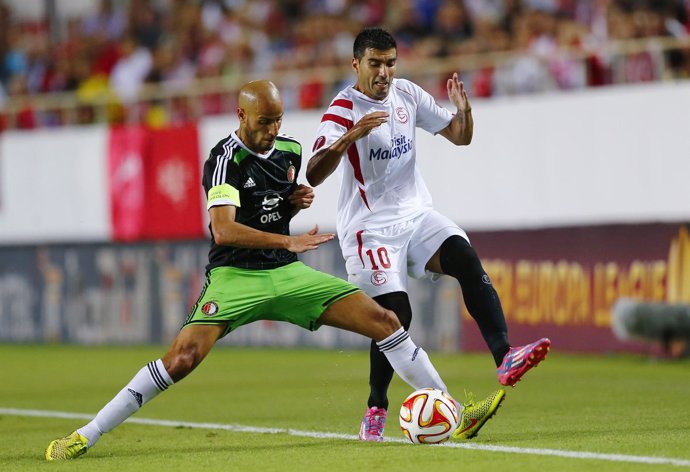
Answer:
[{"left": 311, "top": 78, "right": 453, "bottom": 240}]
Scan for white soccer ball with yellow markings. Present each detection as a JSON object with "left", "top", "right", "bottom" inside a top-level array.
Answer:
[{"left": 399, "top": 388, "right": 459, "bottom": 444}]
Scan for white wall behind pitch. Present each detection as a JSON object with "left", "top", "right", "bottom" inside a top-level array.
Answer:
[
  {"left": 428, "top": 81, "right": 690, "bottom": 230},
  {"left": 277, "top": 81, "right": 690, "bottom": 232},
  {"left": 0, "top": 126, "right": 110, "bottom": 243},
  {"left": 0, "top": 81, "right": 688, "bottom": 244}
]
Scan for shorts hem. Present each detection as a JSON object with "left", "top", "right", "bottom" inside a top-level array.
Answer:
[{"left": 322, "top": 287, "right": 361, "bottom": 308}]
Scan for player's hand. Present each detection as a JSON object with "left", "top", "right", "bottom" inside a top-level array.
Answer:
[
  {"left": 447, "top": 73, "right": 471, "bottom": 114},
  {"left": 346, "top": 111, "right": 388, "bottom": 143},
  {"left": 288, "top": 184, "right": 315, "bottom": 210},
  {"left": 286, "top": 225, "right": 334, "bottom": 253}
]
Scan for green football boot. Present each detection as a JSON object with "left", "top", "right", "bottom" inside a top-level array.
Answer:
[
  {"left": 452, "top": 389, "right": 505, "bottom": 440},
  {"left": 45, "top": 431, "right": 89, "bottom": 461}
]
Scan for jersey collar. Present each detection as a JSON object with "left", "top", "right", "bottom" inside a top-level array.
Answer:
[
  {"left": 231, "top": 131, "right": 275, "bottom": 159},
  {"left": 351, "top": 80, "right": 393, "bottom": 105}
]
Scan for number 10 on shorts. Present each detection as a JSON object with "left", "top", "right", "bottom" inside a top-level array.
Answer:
[{"left": 365, "top": 247, "right": 391, "bottom": 270}]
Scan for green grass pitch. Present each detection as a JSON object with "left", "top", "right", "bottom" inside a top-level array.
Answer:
[{"left": 2, "top": 344, "right": 689, "bottom": 472}]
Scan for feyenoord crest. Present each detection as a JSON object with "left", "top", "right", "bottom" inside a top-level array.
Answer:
[
  {"left": 201, "top": 301, "right": 219, "bottom": 316},
  {"left": 287, "top": 165, "right": 296, "bottom": 183}
]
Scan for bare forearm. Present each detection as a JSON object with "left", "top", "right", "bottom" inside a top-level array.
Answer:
[
  {"left": 212, "top": 220, "right": 289, "bottom": 249},
  {"left": 306, "top": 133, "right": 356, "bottom": 186},
  {"left": 446, "top": 109, "right": 473, "bottom": 145},
  {"left": 459, "top": 109, "right": 473, "bottom": 144}
]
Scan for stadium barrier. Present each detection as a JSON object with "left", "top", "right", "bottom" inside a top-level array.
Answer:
[
  {"left": 1, "top": 224, "right": 688, "bottom": 353},
  {"left": 1, "top": 83, "right": 689, "bottom": 352},
  {"left": 460, "top": 224, "right": 690, "bottom": 354},
  {"left": 0, "top": 241, "right": 459, "bottom": 351}
]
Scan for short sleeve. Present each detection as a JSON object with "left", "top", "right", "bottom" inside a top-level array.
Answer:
[
  {"left": 203, "top": 153, "right": 241, "bottom": 210},
  {"left": 310, "top": 97, "right": 354, "bottom": 158},
  {"left": 409, "top": 81, "right": 453, "bottom": 135}
]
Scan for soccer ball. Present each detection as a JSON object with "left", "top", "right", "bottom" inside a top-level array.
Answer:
[{"left": 399, "top": 388, "right": 459, "bottom": 444}]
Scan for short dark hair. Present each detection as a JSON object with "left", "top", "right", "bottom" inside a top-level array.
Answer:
[{"left": 353, "top": 28, "right": 397, "bottom": 61}]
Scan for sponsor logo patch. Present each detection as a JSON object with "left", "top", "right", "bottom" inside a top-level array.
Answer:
[
  {"left": 369, "top": 134, "right": 412, "bottom": 161},
  {"left": 371, "top": 270, "right": 388, "bottom": 286},
  {"left": 312, "top": 135, "right": 326, "bottom": 152},
  {"left": 262, "top": 194, "right": 283, "bottom": 211},
  {"left": 411, "top": 347, "right": 420, "bottom": 361},
  {"left": 202, "top": 301, "right": 219, "bottom": 316},
  {"left": 128, "top": 388, "right": 143, "bottom": 407},
  {"left": 243, "top": 177, "right": 256, "bottom": 188}
]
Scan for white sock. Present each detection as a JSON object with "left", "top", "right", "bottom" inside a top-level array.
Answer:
[
  {"left": 77, "top": 359, "right": 174, "bottom": 447},
  {"left": 377, "top": 328, "right": 447, "bottom": 393}
]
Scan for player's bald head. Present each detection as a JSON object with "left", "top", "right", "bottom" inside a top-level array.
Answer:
[
  {"left": 236, "top": 80, "right": 283, "bottom": 153},
  {"left": 238, "top": 80, "right": 282, "bottom": 113}
]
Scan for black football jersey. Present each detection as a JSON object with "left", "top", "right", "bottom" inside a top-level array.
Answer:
[{"left": 203, "top": 132, "right": 301, "bottom": 270}]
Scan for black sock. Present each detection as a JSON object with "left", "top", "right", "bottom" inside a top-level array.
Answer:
[
  {"left": 440, "top": 236, "right": 510, "bottom": 366},
  {"left": 367, "top": 292, "right": 412, "bottom": 410}
]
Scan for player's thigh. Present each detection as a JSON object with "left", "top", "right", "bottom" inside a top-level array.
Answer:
[
  {"left": 265, "top": 262, "right": 361, "bottom": 331},
  {"left": 318, "top": 291, "right": 399, "bottom": 341},
  {"left": 341, "top": 223, "right": 414, "bottom": 297},
  {"left": 182, "top": 266, "right": 273, "bottom": 337},
  {"left": 408, "top": 210, "right": 469, "bottom": 278}
]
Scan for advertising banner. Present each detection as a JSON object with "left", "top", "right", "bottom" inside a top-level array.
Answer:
[
  {"left": 141, "top": 125, "right": 204, "bottom": 240},
  {"left": 108, "top": 126, "right": 146, "bottom": 241},
  {"left": 461, "top": 224, "right": 690, "bottom": 354},
  {"left": 108, "top": 125, "right": 204, "bottom": 241},
  {"left": 1, "top": 224, "right": 687, "bottom": 353},
  {"left": 0, "top": 241, "right": 456, "bottom": 350}
]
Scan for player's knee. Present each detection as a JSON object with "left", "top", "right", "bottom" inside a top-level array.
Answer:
[
  {"left": 440, "top": 235, "right": 484, "bottom": 280},
  {"left": 374, "top": 291, "right": 413, "bottom": 330},
  {"left": 164, "top": 344, "right": 203, "bottom": 381},
  {"left": 373, "top": 306, "right": 402, "bottom": 337}
]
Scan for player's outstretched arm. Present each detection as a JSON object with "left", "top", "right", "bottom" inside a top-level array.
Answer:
[
  {"left": 210, "top": 205, "right": 333, "bottom": 253},
  {"left": 286, "top": 225, "right": 334, "bottom": 253},
  {"left": 439, "top": 72, "right": 473, "bottom": 146},
  {"left": 306, "top": 111, "right": 389, "bottom": 186}
]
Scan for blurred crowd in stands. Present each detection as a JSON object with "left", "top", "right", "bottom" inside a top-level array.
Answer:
[{"left": 1, "top": 0, "right": 689, "bottom": 129}]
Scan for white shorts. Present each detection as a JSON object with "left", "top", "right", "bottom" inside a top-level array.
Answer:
[{"left": 341, "top": 210, "right": 469, "bottom": 297}]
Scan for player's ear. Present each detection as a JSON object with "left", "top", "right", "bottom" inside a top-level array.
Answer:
[
  {"left": 351, "top": 57, "right": 359, "bottom": 73},
  {"left": 237, "top": 107, "right": 246, "bottom": 123}
]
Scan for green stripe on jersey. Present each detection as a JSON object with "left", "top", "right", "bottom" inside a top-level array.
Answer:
[
  {"left": 233, "top": 148, "right": 251, "bottom": 165},
  {"left": 275, "top": 139, "right": 301, "bottom": 155}
]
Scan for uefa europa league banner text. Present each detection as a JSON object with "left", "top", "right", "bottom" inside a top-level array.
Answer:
[{"left": 460, "top": 224, "right": 690, "bottom": 354}]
